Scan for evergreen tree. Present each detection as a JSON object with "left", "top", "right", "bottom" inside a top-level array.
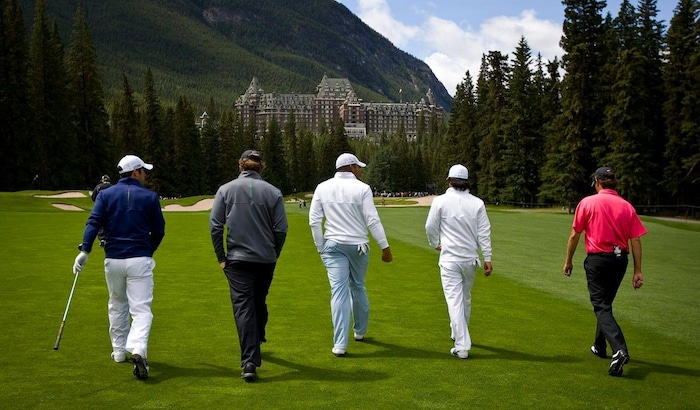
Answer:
[
  {"left": 28, "top": 0, "right": 75, "bottom": 189},
  {"left": 66, "top": 3, "right": 111, "bottom": 188},
  {"left": 158, "top": 106, "right": 176, "bottom": 196},
  {"left": 284, "top": 112, "right": 303, "bottom": 194},
  {"left": 502, "top": 37, "right": 540, "bottom": 204},
  {"left": 261, "top": 116, "right": 287, "bottom": 192},
  {"left": 112, "top": 74, "right": 139, "bottom": 155},
  {"left": 476, "top": 51, "right": 509, "bottom": 202},
  {"left": 541, "top": 0, "right": 607, "bottom": 206},
  {"left": 200, "top": 99, "right": 220, "bottom": 195},
  {"left": 663, "top": 0, "right": 700, "bottom": 204},
  {"left": 171, "top": 96, "right": 202, "bottom": 196},
  {"left": 140, "top": 68, "right": 164, "bottom": 193},
  {"left": 0, "top": 0, "right": 33, "bottom": 190},
  {"left": 217, "top": 107, "right": 243, "bottom": 183},
  {"left": 442, "top": 72, "right": 477, "bottom": 179}
]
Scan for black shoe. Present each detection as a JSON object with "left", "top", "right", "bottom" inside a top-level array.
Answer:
[
  {"left": 241, "top": 363, "right": 257, "bottom": 382},
  {"left": 99, "top": 240, "right": 105, "bottom": 247},
  {"left": 608, "top": 350, "right": 629, "bottom": 377},
  {"left": 131, "top": 354, "right": 149, "bottom": 380},
  {"left": 590, "top": 345, "right": 607, "bottom": 359}
]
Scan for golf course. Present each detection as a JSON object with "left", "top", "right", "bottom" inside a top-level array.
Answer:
[{"left": 0, "top": 191, "right": 698, "bottom": 409}]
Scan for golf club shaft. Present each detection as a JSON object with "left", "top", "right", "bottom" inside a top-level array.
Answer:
[{"left": 53, "top": 270, "right": 81, "bottom": 350}]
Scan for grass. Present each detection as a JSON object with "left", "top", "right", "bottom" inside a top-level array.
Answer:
[{"left": 0, "top": 191, "right": 698, "bottom": 409}]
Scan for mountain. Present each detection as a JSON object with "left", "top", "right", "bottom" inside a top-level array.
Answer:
[{"left": 19, "top": 0, "right": 452, "bottom": 110}]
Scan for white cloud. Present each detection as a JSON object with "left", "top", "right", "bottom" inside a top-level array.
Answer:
[
  {"left": 351, "top": 1, "right": 564, "bottom": 97},
  {"left": 356, "top": 0, "right": 420, "bottom": 48}
]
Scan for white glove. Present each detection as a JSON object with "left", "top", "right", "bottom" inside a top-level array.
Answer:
[{"left": 73, "top": 251, "right": 89, "bottom": 274}]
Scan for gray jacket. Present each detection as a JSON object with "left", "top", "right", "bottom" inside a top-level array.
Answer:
[{"left": 209, "top": 171, "right": 288, "bottom": 264}]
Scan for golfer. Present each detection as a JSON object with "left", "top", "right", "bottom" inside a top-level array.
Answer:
[
  {"left": 563, "top": 166, "right": 646, "bottom": 377},
  {"left": 425, "top": 164, "right": 492, "bottom": 359},
  {"left": 309, "top": 153, "right": 393, "bottom": 357},
  {"left": 72, "top": 155, "right": 165, "bottom": 380},
  {"left": 90, "top": 175, "right": 112, "bottom": 247},
  {"left": 209, "top": 149, "right": 288, "bottom": 382}
]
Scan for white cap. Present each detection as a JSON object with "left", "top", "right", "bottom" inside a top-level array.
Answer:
[
  {"left": 117, "top": 155, "right": 153, "bottom": 173},
  {"left": 447, "top": 164, "right": 469, "bottom": 180},
  {"left": 335, "top": 153, "right": 366, "bottom": 169}
]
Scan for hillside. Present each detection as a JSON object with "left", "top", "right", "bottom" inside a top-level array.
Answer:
[{"left": 19, "top": 0, "right": 452, "bottom": 110}]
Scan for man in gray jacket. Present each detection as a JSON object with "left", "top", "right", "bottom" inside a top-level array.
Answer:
[{"left": 209, "top": 149, "right": 288, "bottom": 382}]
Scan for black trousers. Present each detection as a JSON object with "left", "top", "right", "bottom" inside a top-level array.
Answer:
[
  {"left": 584, "top": 253, "right": 629, "bottom": 354},
  {"left": 224, "top": 260, "right": 275, "bottom": 367}
]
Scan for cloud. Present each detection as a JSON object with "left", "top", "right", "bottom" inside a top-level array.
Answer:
[
  {"left": 356, "top": 0, "right": 420, "bottom": 48},
  {"left": 352, "top": 1, "right": 563, "bottom": 97}
]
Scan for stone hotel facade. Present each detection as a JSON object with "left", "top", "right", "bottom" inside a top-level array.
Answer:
[{"left": 234, "top": 75, "right": 444, "bottom": 139}]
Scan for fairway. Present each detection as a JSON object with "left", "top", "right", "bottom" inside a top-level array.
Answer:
[{"left": 0, "top": 191, "right": 698, "bottom": 409}]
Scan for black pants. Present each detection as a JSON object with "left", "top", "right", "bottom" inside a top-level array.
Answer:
[
  {"left": 224, "top": 260, "right": 275, "bottom": 367},
  {"left": 584, "top": 253, "right": 628, "bottom": 354}
]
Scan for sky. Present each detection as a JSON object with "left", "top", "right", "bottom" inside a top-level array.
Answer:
[{"left": 335, "top": 0, "right": 679, "bottom": 96}]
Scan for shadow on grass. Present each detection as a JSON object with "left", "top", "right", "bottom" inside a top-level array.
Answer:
[
  {"left": 625, "top": 359, "right": 700, "bottom": 380},
  {"left": 261, "top": 351, "right": 389, "bottom": 383},
  {"left": 135, "top": 361, "right": 238, "bottom": 384},
  {"left": 470, "top": 343, "right": 578, "bottom": 363}
]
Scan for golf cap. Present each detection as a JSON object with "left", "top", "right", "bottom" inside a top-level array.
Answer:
[
  {"left": 336, "top": 153, "right": 366, "bottom": 169},
  {"left": 101, "top": 175, "right": 110, "bottom": 182},
  {"left": 117, "top": 155, "right": 153, "bottom": 173},
  {"left": 593, "top": 166, "right": 615, "bottom": 181},
  {"left": 447, "top": 164, "right": 469, "bottom": 180},
  {"left": 240, "top": 149, "right": 262, "bottom": 162}
]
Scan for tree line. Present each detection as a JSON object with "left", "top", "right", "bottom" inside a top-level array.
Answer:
[{"left": 1, "top": 0, "right": 699, "bottom": 210}]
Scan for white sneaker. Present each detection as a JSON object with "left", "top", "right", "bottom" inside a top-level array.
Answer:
[
  {"left": 353, "top": 333, "right": 364, "bottom": 341},
  {"left": 111, "top": 351, "right": 127, "bottom": 363},
  {"left": 332, "top": 347, "right": 347, "bottom": 357},
  {"left": 450, "top": 348, "right": 469, "bottom": 359}
]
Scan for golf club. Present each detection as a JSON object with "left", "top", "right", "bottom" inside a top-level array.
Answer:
[{"left": 53, "top": 270, "right": 81, "bottom": 350}]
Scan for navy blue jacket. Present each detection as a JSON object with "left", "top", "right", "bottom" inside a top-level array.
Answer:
[{"left": 81, "top": 177, "right": 165, "bottom": 258}]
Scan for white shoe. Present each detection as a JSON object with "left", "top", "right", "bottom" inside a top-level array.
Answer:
[
  {"left": 332, "top": 347, "right": 347, "bottom": 357},
  {"left": 450, "top": 348, "right": 469, "bottom": 359},
  {"left": 353, "top": 333, "right": 365, "bottom": 341},
  {"left": 111, "top": 351, "right": 127, "bottom": 363}
]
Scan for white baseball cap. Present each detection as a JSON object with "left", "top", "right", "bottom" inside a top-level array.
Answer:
[
  {"left": 335, "top": 153, "right": 366, "bottom": 169},
  {"left": 117, "top": 155, "right": 153, "bottom": 173},
  {"left": 447, "top": 164, "right": 469, "bottom": 180}
]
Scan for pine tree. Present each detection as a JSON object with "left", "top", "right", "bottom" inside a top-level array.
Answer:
[
  {"left": 284, "top": 112, "right": 303, "bottom": 194},
  {"left": 476, "top": 51, "right": 509, "bottom": 202},
  {"left": 140, "top": 68, "right": 164, "bottom": 193},
  {"left": 200, "top": 99, "right": 220, "bottom": 195},
  {"left": 541, "top": 0, "right": 607, "bottom": 206},
  {"left": 66, "top": 3, "right": 111, "bottom": 188},
  {"left": 502, "top": 37, "right": 540, "bottom": 204},
  {"left": 663, "top": 0, "right": 700, "bottom": 204},
  {"left": 171, "top": 96, "right": 202, "bottom": 196},
  {"left": 0, "top": 0, "right": 33, "bottom": 190},
  {"left": 28, "top": 0, "right": 75, "bottom": 189},
  {"left": 261, "top": 116, "right": 287, "bottom": 192},
  {"left": 217, "top": 107, "right": 242, "bottom": 183},
  {"left": 442, "top": 71, "right": 478, "bottom": 189},
  {"left": 112, "top": 74, "right": 139, "bottom": 155}
]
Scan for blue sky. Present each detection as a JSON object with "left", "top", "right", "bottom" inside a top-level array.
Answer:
[{"left": 335, "top": 0, "right": 678, "bottom": 96}]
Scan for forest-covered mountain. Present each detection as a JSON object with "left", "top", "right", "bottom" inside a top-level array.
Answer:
[{"left": 17, "top": 0, "right": 452, "bottom": 110}]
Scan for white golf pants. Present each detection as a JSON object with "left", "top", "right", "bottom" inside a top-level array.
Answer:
[
  {"left": 104, "top": 257, "right": 154, "bottom": 358},
  {"left": 439, "top": 260, "right": 477, "bottom": 352}
]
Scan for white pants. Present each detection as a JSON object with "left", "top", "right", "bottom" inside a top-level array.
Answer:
[
  {"left": 104, "top": 257, "right": 155, "bottom": 358},
  {"left": 439, "top": 260, "right": 477, "bottom": 351}
]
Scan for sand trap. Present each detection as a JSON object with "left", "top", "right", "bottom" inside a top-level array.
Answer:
[
  {"left": 36, "top": 191, "right": 86, "bottom": 198},
  {"left": 52, "top": 203, "right": 84, "bottom": 211},
  {"left": 162, "top": 198, "right": 214, "bottom": 212}
]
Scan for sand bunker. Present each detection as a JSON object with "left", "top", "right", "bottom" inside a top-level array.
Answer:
[
  {"left": 36, "top": 191, "right": 86, "bottom": 198},
  {"left": 162, "top": 198, "right": 214, "bottom": 212},
  {"left": 52, "top": 203, "right": 84, "bottom": 211}
]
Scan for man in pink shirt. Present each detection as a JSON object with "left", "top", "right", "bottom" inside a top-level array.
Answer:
[{"left": 563, "top": 167, "right": 647, "bottom": 377}]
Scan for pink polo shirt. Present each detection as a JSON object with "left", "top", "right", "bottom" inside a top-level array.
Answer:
[{"left": 572, "top": 189, "right": 647, "bottom": 254}]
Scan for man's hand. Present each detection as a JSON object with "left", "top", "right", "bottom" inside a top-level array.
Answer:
[
  {"left": 563, "top": 262, "right": 573, "bottom": 276},
  {"left": 483, "top": 261, "right": 493, "bottom": 277},
  {"left": 381, "top": 247, "right": 393, "bottom": 263},
  {"left": 73, "top": 251, "right": 89, "bottom": 274},
  {"left": 632, "top": 272, "right": 644, "bottom": 289}
]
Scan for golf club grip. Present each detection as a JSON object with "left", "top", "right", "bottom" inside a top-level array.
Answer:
[{"left": 54, "top": 321, "right": 65, "bottom": 350}]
